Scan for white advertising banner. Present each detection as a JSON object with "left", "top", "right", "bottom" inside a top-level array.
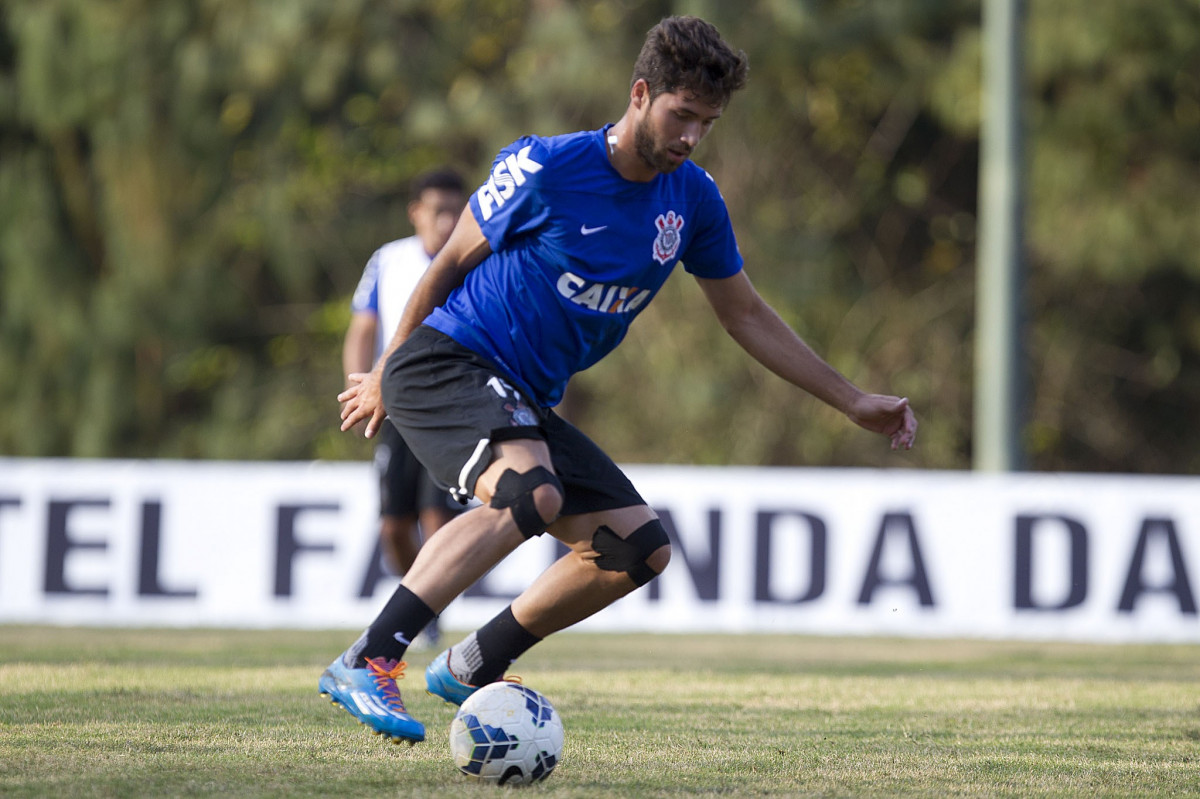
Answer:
[{"left": 0, "top": 458, "right": 1196, "bottom": 643}]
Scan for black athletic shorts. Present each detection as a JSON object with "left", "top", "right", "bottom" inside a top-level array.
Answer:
[
  {"left": 373, "top": 422, "right": 462, "bottom": 518},
  {"left": 381, "top": 325, "right": 646, "bottom": 516}
]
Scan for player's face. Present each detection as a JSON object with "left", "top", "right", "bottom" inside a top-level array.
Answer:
[
  {"left": 409, "top": 188, "right": 466, "bottom": 256},
  {"left": 633, "top": 87, "right": 724, "bottom": 174}
]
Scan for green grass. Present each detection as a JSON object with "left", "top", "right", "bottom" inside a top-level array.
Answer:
[{"left": 1, "top": 628, "right": 1197, "bottom": 797}]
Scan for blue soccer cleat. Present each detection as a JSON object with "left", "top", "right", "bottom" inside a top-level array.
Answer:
[
  {"left": 426, "top": 648, "right": 523, "bottom": 706},
  {"left": 318, "top": 653, "right": 425, "bottom": 743},
  {"left": 425, "top": 648, "right": 479, "bottom": 706}
]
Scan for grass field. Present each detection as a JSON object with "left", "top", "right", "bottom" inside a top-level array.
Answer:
[{"left": 1, "top": 626, "right": 1197, "bottom": 798}]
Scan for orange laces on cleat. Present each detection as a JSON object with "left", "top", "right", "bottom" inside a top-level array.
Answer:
[{"left": 364, "top": 657, "right": 410, "bottom": 713}]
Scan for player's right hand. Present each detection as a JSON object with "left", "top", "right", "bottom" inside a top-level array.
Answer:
[
  {"left": 846, "top": 394, "right": 917, "bottom": 451},
  {"left": 338, "top": 371, "right": 386, "bottom": 438}
]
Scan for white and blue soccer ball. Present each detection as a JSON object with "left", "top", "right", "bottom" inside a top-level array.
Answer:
[{"left": 448, "top": 682, "right": 564, "bottom": 785}]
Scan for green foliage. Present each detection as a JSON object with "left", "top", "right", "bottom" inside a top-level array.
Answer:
[
  {"left": 1, "top": 0, "right": 1197, "bottom": 471},
  {"left": 1022, "top": 0, "right": 1200, "bottom": 472}
]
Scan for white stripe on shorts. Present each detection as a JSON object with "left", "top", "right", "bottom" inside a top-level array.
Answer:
[{"left": 456, "top": 437, "right": 491, "bottom": 500}]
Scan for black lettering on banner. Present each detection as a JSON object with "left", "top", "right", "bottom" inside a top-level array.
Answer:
[
  {"left": 356, "top": 534, "right": 389, "bottom": 599},
  {"left": 0, "top": 496, "right": 19, "bottom": 521},
  {"left": 45, "top": 498, "right": 110, "bottom": 596},
  {"left": 1118, "top": 517, "right": 1197, "bottom": 614},
  {"left": 857, "top": 511, "right": 935, "bottom": 606},
  {"left": 138, "top": 500, "right": 198, "bottom": 598},
  {"left": 1014, "top": 514, "right": 1088, "bottom": 610},
  {"left": 647, "top": 508, "right": 720, "bottom": 602},
  {"left": 0, "top": 497, "right": 20, "bottom": 573},
  {"left": 754, "top": 510, "right": 826, "bottom": 603},
  {"left": 275, "top": 503, "right": 337, "bottom": 597}
]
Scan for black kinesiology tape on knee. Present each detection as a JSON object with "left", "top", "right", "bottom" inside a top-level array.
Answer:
[
  {"left": 489, "top": 466, "right": 563, "bottom": 539},
  {"left": 591, "top": 520, "right": 670, "bottom": 587}
]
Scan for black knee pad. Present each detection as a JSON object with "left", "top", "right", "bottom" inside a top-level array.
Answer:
[
  {"left": 591, "top": 520, "right": 670, "bottom": 587},
  {"left": 489, "top": 466, "right": 563, "bottom": 539}
]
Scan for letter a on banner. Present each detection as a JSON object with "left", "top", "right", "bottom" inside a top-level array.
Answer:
[
  {"left": 857, "top": 512, "right": 935, "bottom": 606},
  {"left": 1117, "top": 517, "right": 1197, "bottom": 614}
]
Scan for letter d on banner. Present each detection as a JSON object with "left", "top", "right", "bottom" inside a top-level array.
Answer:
[{"left": 1014, "top": 514, "right": 1088, "bottom": 610}]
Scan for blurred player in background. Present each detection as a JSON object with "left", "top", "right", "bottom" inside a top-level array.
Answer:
[
  {"left": 341, "top": 167, "right": 467, "bottom": 649},
  {"left": 324, "top": 16, "right": 917, "bottom": 743}
]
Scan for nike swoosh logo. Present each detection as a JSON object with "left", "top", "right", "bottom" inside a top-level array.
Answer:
[{"left": 580, "top": 224, "right": 608, "bottom": 236}]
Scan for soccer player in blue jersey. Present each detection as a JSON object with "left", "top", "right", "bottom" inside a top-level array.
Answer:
[{"left": 321, "top": 15, "right": 917, "bottom": 744}]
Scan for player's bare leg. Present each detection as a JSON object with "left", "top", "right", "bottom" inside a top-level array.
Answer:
[
  {"left": 418, "top": 505, "right": 458, "bottom": 545},
  {"left": 426, "top": 504, "right": 670, "bottom": 705},
  {"left": 404, "top": 504, "right": 460, "bottom": 649},
  {"left": 399, "top": 439, "right": 560, "bottom": 610},
  {"left": 379, "top": 514, "right": 420, "bottom": 575},
  {"left": 513, "top": 505, "right": 667, "bottom": 637},
  {"left": 320, "top": 438, "right": 560, "bottom": 740},
  {"left": 379, "top": 498, "right": 458, "bottom": 578}
]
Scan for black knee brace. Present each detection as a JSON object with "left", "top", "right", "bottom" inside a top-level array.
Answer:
[
  {"left": 489, "top": 466, "right": 563, "bottom": 539},
  {"left": 591, "top": 520, "right": 670, "bottom": 587}
]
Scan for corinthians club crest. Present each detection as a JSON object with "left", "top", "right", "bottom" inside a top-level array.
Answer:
[{"left": 652, "top": 210, "right": 685, "bottom": 265}]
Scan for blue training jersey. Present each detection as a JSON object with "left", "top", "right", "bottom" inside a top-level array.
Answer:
[{"left": 425, "top": 124, "right": 744, "bottom": 408}]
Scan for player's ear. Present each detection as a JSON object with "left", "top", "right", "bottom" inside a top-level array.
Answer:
[{"left": 631, "top": 79, "right": 650, "bottom": 109}]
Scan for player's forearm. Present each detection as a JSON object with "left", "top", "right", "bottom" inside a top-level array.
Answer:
[
  {"left": 342, "top": 320, "right": 377, "bottom": 383},
  {"left": 393, "top": 269, "right": 459, "bottom": 343},
  {"left": 727, "top": 305, "right": 862, "bottom": 414},
  {"left": 344, "top": 349, "right": 374, "bottom": 385}
]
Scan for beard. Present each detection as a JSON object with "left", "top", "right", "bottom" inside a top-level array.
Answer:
[{"left": 633, "top": 116, "right": 688, "bottom": 174}]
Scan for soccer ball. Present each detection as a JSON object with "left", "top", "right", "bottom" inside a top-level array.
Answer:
[{"left": 448, "top": 682, "right": 564, "bottom": 785}]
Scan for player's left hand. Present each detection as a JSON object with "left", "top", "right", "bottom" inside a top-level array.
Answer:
[
  {"left": 846, "top": 394, "right": 917, "bottom": 451},
  {"left": 338, "top": 371, "right": 386, "bottom": 438}
]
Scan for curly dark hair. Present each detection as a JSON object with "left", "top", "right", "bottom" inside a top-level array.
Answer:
[
  {"left": 410, "top": 167, "right": 465, "bottom": 200},
  {"left": 631, "top": 16, "right": 749, "bottom": 107}
]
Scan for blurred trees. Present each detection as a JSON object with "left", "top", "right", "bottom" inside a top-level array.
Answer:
[{"left": 0, "top": 0, "right": 1197, "bottom": 473}]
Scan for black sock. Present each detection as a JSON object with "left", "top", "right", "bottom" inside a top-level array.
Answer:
[
  {"left": 350, "top": 584, "right": 436, "bottom": 667},
  {"left": 449, "top": 605, "right": 542, "bottom": 686}
]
